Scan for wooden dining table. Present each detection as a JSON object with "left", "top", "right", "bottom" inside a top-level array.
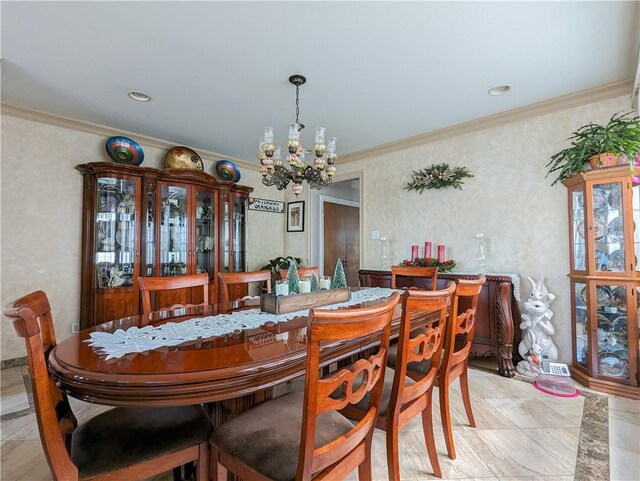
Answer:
[{"left": 50, "top": 293, "right": 426, "bottom": 425}]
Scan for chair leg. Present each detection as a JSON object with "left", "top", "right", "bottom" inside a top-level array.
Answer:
[
  {"left": 385, "top": 422, "right": 401, "bottom": 481},
  {"left": 439, "top": 380, "right": 456, "bottom": 460},
  {"left": 209, "top": 445, "right": 226, "bottom": 481},
  {"left": 459, "top": 368, "right": 476, "bottom": 428},
  {"left": 421, "top": 398, "right": 442, "bottom": 478},
  {"left": 358, "top": 437, "right": 373, "bottom": 481},
  {"left": 197, "top": 442, "right": 209, "bottom": 481}
]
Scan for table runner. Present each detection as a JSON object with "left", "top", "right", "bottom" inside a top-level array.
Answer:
[{"left": 86, "top": 288, "right": 399, "bottom": 359}]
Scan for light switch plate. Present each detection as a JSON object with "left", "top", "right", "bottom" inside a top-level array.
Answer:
[{"left": 371, "top": 230, "right": 380, "bottom": 240}]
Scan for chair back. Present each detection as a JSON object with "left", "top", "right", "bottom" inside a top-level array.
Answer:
[
  {"left": 138, "top": 273, "right": 209, "bottom": 314},
  {"left": 441, "top": 276, "right": 486, "bottom": 378},
  {"left": 391, "top": 266, "right": 438, "bottom": 290},
  {"left": 297, "top": 292, "right": 400, "bottom": 479},
  {"left": 3, "top": 291, "right": 79, "bottom": 480},
  {"left": 218, "top": 270, "right": 271, "bottom": 305},
  {"left": 389, "top": 283, "right": 455, "bottom": 418},
  {"left": 278, "top": 266, "right": 320, "bottom": 281}
]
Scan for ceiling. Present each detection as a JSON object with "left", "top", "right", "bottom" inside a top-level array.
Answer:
[{"left": 2, "top": 1, "right": 638, "bottom": 163}]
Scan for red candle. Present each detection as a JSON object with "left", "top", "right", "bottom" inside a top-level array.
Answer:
[
  {"left": 437, "top": 245, "right": 445, "bottom": 262},
  {"left": 411, "top": 245, "right": 419, "bottom": 261},
  {"left": 424, "top": 241, "right": 432, "bottom": 259}
]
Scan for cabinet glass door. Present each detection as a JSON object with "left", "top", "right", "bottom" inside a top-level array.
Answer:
[
  {"left": 145, "top": 188, "right": 154, "bottom": 276},
  {"left": 160, "top": 184, "right": 188, "bottom": 276},
  {"left": 223, "top": 198, "right": 230, "bottom": 272},
  {"left": 591, "top": 182, "right": 625, "bottom": 273},
  {"left": 95, "top": 177, "right": 136, "bottom": 288},
  {"left": 573, "top": 281, "right": 588, "bottom": 369},
  {"left": 572, "top": 188, "right": 586, "bottom": 270},
  {"left": 633, "top": 184, "right": 639, "bottom": 271},
  {"left": 233, "top": 195, "right": 247, "bottom": 272},
  {"left": 195, "top": 189, "right": 215, "bottom": 279},
  {"left": 595, "top": 282, "right": 629, "bottom": 380}
]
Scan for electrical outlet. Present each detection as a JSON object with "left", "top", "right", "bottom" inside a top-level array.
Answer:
[
  {"left": 71, "top": 323, "right": 80, "bottom": 334},
  {"left": 371, "top": 230, "right": 380, "bottom": 240}
]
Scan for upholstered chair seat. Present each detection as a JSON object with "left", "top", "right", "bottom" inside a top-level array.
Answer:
[
  {"left": 72, "top": 405, "right": 211, "bottom": 479},
  {"left": 210, "top": 391, "right": 354, "bottom": 481}
]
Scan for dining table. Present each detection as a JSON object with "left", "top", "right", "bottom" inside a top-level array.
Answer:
[{"left": 49, "top": 289, "right": 434, "bottom": 427}]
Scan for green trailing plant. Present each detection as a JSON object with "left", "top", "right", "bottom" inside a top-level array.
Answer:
[
  {"left": 400, "top": 257, "right": 457, "bottom": 273},
  {"left": 287, "top": 263, "right": 300, "bottom": 294},
  {"left": 331, "top": 259, "right": 347, "bottom": 289},
  {"left": 546, "top": 112, "right": 640, "bottom": 185},
  {"left": 405, "top": 163, "right": 473, "bottom": 193},
  {"left": 259, "top": 256, "right": 302, "bottom": 286}
]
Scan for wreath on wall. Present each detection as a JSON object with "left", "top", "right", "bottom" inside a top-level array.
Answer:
[{"left": 405, "top": 163, "right": 473, "bottom": 193}]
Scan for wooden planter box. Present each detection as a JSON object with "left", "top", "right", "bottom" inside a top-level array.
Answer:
[{"left": 260, "top": 288, "right": 351, "bottom": 314}]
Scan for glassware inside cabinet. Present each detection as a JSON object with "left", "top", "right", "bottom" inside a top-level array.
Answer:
[
  {"left": 145, "top": 189, "right": 154, "bottom": 276},
  {"left": 594, "top": 282, "right": 629, "bottom": 380},
  {"left": 572, "top": 188, "right": 586, "bottom": 270},
  {"left": 195, "top": 190, "right": 215, "bottom": 279},
  {"left": 633, "top": 183, "right": 639, "bottom": 271},
  {"left": 223, "top": 199, "right": 230, "bottom": 272},
  {"left": 233, "top": 196, "right": 247, "bottom": 272},
  {"left": 591, "top": 182, "right": 625, "bottom": 273},
  {"left": 95, "top": 177, "right": 136, "bottom": 288},
  {"left": 574, "top": 281, "right": 588, "bottom": 369},
  {"left": 159, "top": 184, "right": 188, "bottom": 276}
]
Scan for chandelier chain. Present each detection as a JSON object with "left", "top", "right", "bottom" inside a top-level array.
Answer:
[{"left": 295, "top": 84, "right": 300, "bottom": 127}]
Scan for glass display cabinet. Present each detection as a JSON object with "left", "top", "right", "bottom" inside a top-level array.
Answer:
[
  {"left": 564, "top": 165, "right": 639, "bottom": 398},
  {"left": 77, "top": 163, "right": 252, "bottom": 328}
]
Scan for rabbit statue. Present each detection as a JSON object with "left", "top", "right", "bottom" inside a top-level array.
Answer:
[
  {"left": 516, "top": 340, "right": 543, "bottom": 378},
  {"left": 518, "top": 276, "right": 559, "bottom": 363}
]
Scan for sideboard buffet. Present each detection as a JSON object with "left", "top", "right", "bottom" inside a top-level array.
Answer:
[
  {"left": 77, "top": 162, "right": 253, "bottom": 328},
  {"left": 358, "top": 269, "right": 521, "bottom": 377}
]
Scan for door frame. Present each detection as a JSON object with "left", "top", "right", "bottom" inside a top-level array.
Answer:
[{"left": 319, "top": 195, "right": 360, "bottom": 276}]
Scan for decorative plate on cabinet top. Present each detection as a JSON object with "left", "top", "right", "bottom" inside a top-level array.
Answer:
[
  {"left": 164, "top": 146, "right": 204, "bottom": 170},
  {"left": 105, "top": 136, "right": 144, "bottom": 165},
  {"left": 215, "top": 160, "right": 241, "bottom": 183}
]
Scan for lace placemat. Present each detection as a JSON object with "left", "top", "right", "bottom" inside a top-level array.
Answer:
[{"left": 86, "top": 288, "right": 399, "bottom": 359}]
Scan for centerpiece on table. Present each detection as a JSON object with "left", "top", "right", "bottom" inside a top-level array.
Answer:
[{"left": 261, "top": 259, "right": 350, "bottom": 314}]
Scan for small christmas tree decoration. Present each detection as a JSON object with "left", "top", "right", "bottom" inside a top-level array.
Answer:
[
  {"left": 311, "top": 274, "right": 320, "bottom": 292},
  {"left": 331, "top": 259, "right": 347, "bottom": 289},
  {"left": 287, "top": 263, "right": 300, "bottom": 294}
]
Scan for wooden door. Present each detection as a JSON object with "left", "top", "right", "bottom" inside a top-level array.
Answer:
[{"left": 323, "top": 202, "right": 359, "bottom": 286}]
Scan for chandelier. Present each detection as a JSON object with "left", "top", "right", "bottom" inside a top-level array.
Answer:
[{"left": 258, "top": 74, "right": 337, "bottom": 195}]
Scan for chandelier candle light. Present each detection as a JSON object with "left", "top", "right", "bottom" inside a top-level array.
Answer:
[{"left": 258, "top": 75, "right": 337, "bottom": 195}]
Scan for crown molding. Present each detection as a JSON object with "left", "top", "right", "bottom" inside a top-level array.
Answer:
[
  {"left": 0, "top": 103, "right": 259, "bottom": 171},
  {"left": 340, "top": 79, "right": 634, "bottom": 164}
]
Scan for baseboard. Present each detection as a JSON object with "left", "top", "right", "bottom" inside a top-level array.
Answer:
[{"left": 1, "top": 356, "right": 28, "bottom": 370}]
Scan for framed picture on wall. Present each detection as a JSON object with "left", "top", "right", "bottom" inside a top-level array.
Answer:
[{"left": 287, "top": 201, "right": 305, "bottom": 232}]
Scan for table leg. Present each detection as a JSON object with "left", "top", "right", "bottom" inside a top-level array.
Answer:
[{"left": 496, "top": 281, "right": 515, "bottom": 377}]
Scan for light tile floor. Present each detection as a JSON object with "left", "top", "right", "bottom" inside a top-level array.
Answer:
[{"left": 1, "top": 364, "right": 638, "bottom": 481}]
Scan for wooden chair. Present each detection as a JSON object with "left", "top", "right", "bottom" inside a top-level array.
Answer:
[
  {"left": 437, "top": 275, "right": 485, "bottom": 460},
  {"left": 278, "top": 266, "right": 320, "bottom": 281},
  {"left": 3, "top": 290, "right": 211, "bottom": 481},
  {"left": 339, "top": 283, "right": 455, "bottom": 481},
  {"left": 209, "top": 292, "right": 401, "bottom": 481},
  {"left": 138, "top": 273, "right": 209, "bottom": 314},
  {"left": 218, "top": 270, "right": 271, "bottom": 305},
  {"left": 391, "top": 265, "right": 439, "bottom": 290}
]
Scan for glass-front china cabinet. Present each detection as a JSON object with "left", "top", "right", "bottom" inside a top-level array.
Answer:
[
  {"left": 77, "top": 162, "right": 252, "bottom": 328},
  {"left": 564, "top": 165, "right": 639, "bottom": 398}
]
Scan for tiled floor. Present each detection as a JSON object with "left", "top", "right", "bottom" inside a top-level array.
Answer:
[{"left": 1, "top": 364, "right": 638, "bottom": 481}]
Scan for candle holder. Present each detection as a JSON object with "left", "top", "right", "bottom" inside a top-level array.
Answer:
[
  {"left": 475, "top": 233, "right": 487, "bottom": 273},
  {"left": 380, "top": 236, "right": 390, "bottom": 270}
]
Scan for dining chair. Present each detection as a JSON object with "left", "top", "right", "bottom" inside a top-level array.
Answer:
[
  {"left": 218, "top": 270, "right": 271, "bottom": 305},
  {"left": 138, "top": 273, "right": 209, "bottom": 314},
  {"left": 436, "top": 275, "right": 485, "bottom": 460},
  {"left": 338, "top": 283, "right": 455, "bottom": 481},
  {"left": 278, "top": 266, "right": 320, "bottom": 281},
  {"left": 391, "top": 265, "right": 439, "bottom": 290},
  {"left": 209, "top": 292, "right": 401, "bottom": 481},
  {"left": 3, "top": 290, "right": 211, "bottom": 481}
]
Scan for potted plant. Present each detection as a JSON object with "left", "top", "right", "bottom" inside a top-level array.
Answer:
[
  {"left": 259, "top": 256, "right": 302, "bottom": 286},
  {"left": 546, "top": 112, "right": 640, "bottom": 185}
]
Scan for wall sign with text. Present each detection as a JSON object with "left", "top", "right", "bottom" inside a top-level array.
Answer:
[{"left": 248, "top": 197, "right": 285, "bottom": 213}]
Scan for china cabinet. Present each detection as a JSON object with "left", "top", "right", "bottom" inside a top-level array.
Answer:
[
  {"left": 563, "top": 165, "right": 639, "bottom": 398},
  {"left": 77, "top": 162, "right": 252, "bottom": 328}
]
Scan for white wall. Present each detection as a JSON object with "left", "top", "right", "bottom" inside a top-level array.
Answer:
[{"left": 0, "top": 113, "right": 284, "bottom": 360}]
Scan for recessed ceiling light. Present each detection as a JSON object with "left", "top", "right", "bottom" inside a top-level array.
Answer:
[
  {"left": 488, "top": 85, "right": 511, "bottom": 96},
  {"left": 128, "top": 91, "right": 151, "bottom": 102}
]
